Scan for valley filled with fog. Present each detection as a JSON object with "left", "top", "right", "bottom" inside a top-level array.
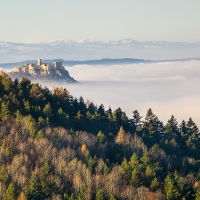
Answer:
[{"left": 62, "top": 60, "right": 200, "bottom": 126}]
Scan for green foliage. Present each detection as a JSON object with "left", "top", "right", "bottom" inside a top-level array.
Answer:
[
  {"left": 109, "top": 195, "right": 117, "bottom": 200},
  {"left": 40, "top": 161, "right": 51, "bottom": 177},
  {"left": 29, "top": 122, "right": 37, "bottom": 138},
  {"left": 140, "top": 152, "right": 151, "bottom": 166},
  {"left": 43, "top": 102, "right": 53, "bottom": 117},
  {"left": 164, "top": 175, "right": 180, "bottom": 200},
  {"left": 24, "top": 175, "right": 40, "bottom": 199},
  {"left": 195, "top": 188, "right": 200, "bottom": 200},
  {"left": 25, "top": 174, "right": 58, "bottom": 200},
  {"left": 145, "top": 165, "right": 156, "bottom": 184},
  {"left": 131, "top": 169, "right": 141, "bottom": 187},
  {"left": 5, "top": 182, "right": 16, "bottom": 200},
  {"left": 36, "top": 130, "right": 45, "bottom": 138},
  {"left": 97, "top": 130, "right": 107, "bottom": 144},
  {"left": 1, "top": 101, "right": 10, "bottom": 120},
  {"left": 96, "top": 190, "right": 104, "bottom": 200},
  {"left": 150, "top": 177, "right": 159, "bottom": 191},
  {"left": 0, "top": 164, "right": 9, "bottom": 183},
  {"left": 121, "top": 158, "right": 132, "bottom": 177}
]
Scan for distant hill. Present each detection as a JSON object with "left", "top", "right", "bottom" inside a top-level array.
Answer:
[
  {"left": 0, "top": 58, "right": 148, "bottom": 69},
  {"left": 1, "top": 57, "right": 200, "bottom": 70}
]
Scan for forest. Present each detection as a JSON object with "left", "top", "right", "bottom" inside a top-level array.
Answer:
[{"left": 0, "top": 71, "right": 200, "bottom": 200}]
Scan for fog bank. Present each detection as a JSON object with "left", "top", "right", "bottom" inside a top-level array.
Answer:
[{"left": 42, "top": 60, "right": 200, "bottom": 126}]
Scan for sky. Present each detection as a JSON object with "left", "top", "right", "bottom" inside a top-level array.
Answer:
[{"left": 1, "top": 0, "right": 200, "bottom": 43}]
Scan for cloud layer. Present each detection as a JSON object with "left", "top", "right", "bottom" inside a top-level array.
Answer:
[{"left": 38, "top": 60, "right": 200, "bottom": 126}]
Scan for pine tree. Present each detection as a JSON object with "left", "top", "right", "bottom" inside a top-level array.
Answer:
[
  {"left": 121, "top": 158, "right": 132, "bottom": 177},
  {"left": 17, "top": 191, "right": 27, "bottom": 200},
  {"left": 109, "top": 195, "right": 116, "bottom": 200},
  {"left": 43, "top": 102, "right": 53, "bottom": 117},
  {"left": 95, "top": 190, "right": 104, "bottom": 200},
  {"left": 195, "top": 188, "right": 200, "bottom": 200},
  {"left": 5, "top": 182, "right": 16, "bottom": 200},
  {"left": 1, "top": 101, "right": 10, "bottom": 120},
  {"left": 0, "top": 163, "right": 9, "bottom": 183},
  {"left": 115, "top": 126, "right": 126, "bottom": 144},
  {"left": 143, "top": 108, "right": 163, "bottom": 146},
  {"left": 145, "top": 165, "right": 155, "bottom": 185},
  {"left": 132, "top": 110, "right": 142, "bottom": 131},
  {"left": 150, "top": 177, "right": 159, "bottom": 191},
  {"left": 164, "top": 175, "right": 180, "bottom": 200},
  {"left": 24, "top": 175, "right": 40, "bottom": 199},
  {"left": 131, "top": 169, "right": 140, "bottom": 187},
  {"left": 97, "top": 130, "right": 107, "bottom": 144},
  {"left": 129, "top": 153, "right": 139, "bottom": 169}
]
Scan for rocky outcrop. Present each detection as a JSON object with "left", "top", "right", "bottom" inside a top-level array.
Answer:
[{"left": 8, "top": 60, "right": 77, "bottom": 83}]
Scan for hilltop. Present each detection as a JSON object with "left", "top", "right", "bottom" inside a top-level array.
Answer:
[{"left": 8, "top": 59, "right": 77, "bottom": 83}]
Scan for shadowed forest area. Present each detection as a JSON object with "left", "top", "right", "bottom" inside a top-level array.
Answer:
[{"left": 0, "top": 71, "right": 200, "bottom": 199}]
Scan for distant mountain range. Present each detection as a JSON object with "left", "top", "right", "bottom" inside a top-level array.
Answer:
[
  {"left": 0, "top": 39, "right": 200, "bottom": 63},
  {"left": 1, "top": 57, "right": 200, "bottom": 70}
]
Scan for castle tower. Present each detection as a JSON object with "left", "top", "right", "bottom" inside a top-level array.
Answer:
[{"left": 38, "top": 59, "right": 42, "bottom": 65}]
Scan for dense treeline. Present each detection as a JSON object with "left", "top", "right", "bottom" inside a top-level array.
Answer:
[{"left": 0, "top": 71, "right": 200, "bottom": 199}]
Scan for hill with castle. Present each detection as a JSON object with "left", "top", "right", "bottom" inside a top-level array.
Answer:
[{"left": 8, "top": 59, "right": 77, "bottom": 83}]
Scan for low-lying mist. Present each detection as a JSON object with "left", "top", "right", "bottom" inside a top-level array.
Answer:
[{"left": 11, "top": 60, "right": 200, "bottom": 126}]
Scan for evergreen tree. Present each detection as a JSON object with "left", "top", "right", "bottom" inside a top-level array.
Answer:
[
  {"left": 121, "top": 158, "right": 132, "bottom": 177},
  {"left": 131, "top": 169, "right": 140, "bottom": 187},
  {"left": 109, "top": 195, "right": 116, "bottom": 200},
  {"left": 95, "top": 190, "right": 104, "bottom": 200},
  {"left": 150, "top": 177, "right": 159, "bottom": 191},
  {"left": 97, "top": 130, "right": 107, "bottom": 144},
  {"left": 0, "top": 163, "right": 9, "bottom": 183},
  {"left": 18, "top": 191, "right": 27, "bottom": 200},
  {"left": 1, "top": 101, "right": 10, "bottom": 120},
  {"left": 115, "top": 126, "right": 126, "bottom": 144},
  {"left": 142, "top": 108, "right": 163, "bottom": 147},
  {"left": 132, "top": 110, "right": 143, "bottom": 131},
  {"left": 195, "top": 188, "right": 200, "bottom": 200},
  {"left": 5, "top": 182, "right": 16, "bottom": 200},
  {"left": 43, "top": 102, "right": 53, "bottom": 117},
  {"left": 24, "top": 175, "right": 40, "bottom": 200},
  {"left": 165, "top": 115, "right": 179, "bottom": 141},
  {"left": 164, "top": 175, "right": 180, "bottom": 200}
]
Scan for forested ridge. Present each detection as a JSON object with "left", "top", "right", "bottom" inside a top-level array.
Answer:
[{"left": 0, "top": 71, "right": 200, "bottom": 200}]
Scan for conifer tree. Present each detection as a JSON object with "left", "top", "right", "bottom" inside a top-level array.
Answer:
[
  {"left": 195, "top": 188, "right": 200, "bottom": 200},
  {"left": 115, "top": 126, "right": 126, "bottom": 144},
  {"left": 95, "top": 190, "right": 104, "bottom": 200},
  {"left": 5, "top": 182, "right": 16, "bottom": 200},
  {"left": 43, "top": 102, "right": 53, "bottom": 117},
  {"left": 1, "top": 101, "right": 10, "bottom": 120},
  {"left": 0, "top": 164, "right": 9, "bottom": 183},
  {"left": 17, "top": 191, "right": 27, "bottom": 200},
  {"left": 109, "top": 195, "right": 116, "bottom": 200},
  {"left": 164, "top": 175, "right": 180, "bottom": 200},
  {"left": 131, "top": 169, "right": 140, "bottom": 187},
  {"left": 150, "top": 177, "right": 159, "bottom": 191}
]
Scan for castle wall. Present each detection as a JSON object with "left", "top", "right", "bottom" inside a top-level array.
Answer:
[{"left": 38, "top": 59, "right": 42, "bottom": 65}]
